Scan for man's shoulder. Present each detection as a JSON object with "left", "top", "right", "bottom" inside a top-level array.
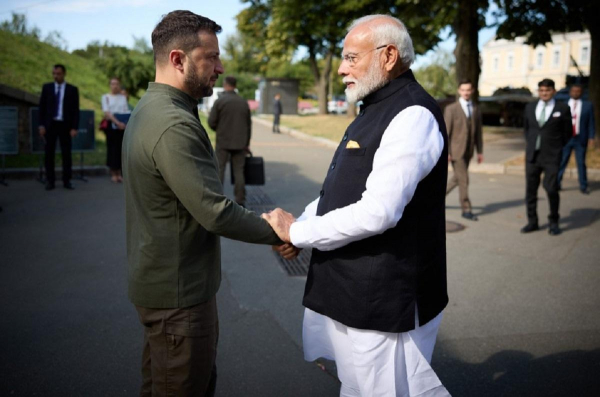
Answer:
[{"left": 66, "top": 83, "right": 78, "bottom": 91}]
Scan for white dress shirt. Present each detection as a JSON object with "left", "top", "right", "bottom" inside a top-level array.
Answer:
[
  {"left": 535, "top": 98, "right": 555, "bottom": 123},
  {"left": 54, "top": 82, "right": 65, "bottom": 121},
  {"left": 290, "top": 105, "right": 444, "bottom": 251},
  {"left": 458, "top": 97, "right": 472, "bottom": 118},
  {"left": 101, "top": 93, "right": 130, "bottom": 129},
  {"left": 568, "top": 98, "right": 582, "bottom": 135}
]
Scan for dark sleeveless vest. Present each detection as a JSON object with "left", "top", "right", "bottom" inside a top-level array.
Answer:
[{"left": 302, "top": 70, "right": 449, "bottom": 333}]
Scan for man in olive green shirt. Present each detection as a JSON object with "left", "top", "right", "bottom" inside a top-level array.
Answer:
[{"left": 122, "top": 11, "right": 280, "bottom": 397}]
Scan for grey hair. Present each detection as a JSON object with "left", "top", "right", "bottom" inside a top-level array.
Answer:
[{"left": 347, "top": 14, "right": 415, "bottom": 68}]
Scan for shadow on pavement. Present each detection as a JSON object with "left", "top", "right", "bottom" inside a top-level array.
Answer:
[{"left": 435, "top": 347, "right": 600, "bottom": 397}]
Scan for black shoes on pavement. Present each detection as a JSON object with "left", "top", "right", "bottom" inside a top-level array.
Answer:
[
  {"left": 548, "top": 223, "right": 562, "bottom": 236},
  {"left": 45, "top": 182, "right": 74, "bottom": 190},
  {"left": 462, "top": 212, "right": 478, "bottom": 221},
  {"left": 581, "top": 188, "right": 590, "bottom": 195},
  {"left": 520, "top": 223, "right": 539, "bottom": 233},
  {"left": 520, "top": 222, "right": 562, "bottom": 236}
]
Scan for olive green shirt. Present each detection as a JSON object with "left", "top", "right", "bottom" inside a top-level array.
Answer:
[{"left": 123, "top": 83, "right": 280, "bottom": 308}]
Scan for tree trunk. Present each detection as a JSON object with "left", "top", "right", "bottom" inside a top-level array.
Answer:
[
  {"left": 583, "top": 12, "right": 600, "bottom": 141},
  {"left": 453, "top": 0, "right": 481, "bottom": 101},
  {"left": 347, "top": 102, "right": 357, "bottom": 118}
]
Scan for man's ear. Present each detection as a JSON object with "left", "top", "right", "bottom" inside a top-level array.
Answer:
[
  {"left": 168, "top": 50, "right": 186, "bottom": 74},
  {"left": 383, "top": 45, "right": 400, "bottom": 72}
]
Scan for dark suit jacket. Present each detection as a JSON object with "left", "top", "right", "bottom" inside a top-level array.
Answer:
[
  {"left": 208, "top": 91, "right": 251, "bottom": 150},
  {"left": 39, "top": 82, "right": 80, "bottom": 130},
  {"left": 443, "top": 101, "right": 483, "bottom": 160},
  {"left": 524, "top": 100, "right": 571, "bottom": 164},
  {"left": 574, "top": 100, "right": 596, "bottom": 143}
]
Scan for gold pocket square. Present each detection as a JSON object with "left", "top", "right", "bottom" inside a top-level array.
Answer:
[{"left": 346, "top": 140, "right": 360, "bottom": 149}]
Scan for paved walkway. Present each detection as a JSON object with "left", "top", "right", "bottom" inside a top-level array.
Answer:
[{"left": 0, "top": 118, "right": 599, "bottom": 396}]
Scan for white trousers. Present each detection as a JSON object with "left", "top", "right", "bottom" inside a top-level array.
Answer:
[{"left": 302, "top": 308, "right": 451, "bottom": 397}]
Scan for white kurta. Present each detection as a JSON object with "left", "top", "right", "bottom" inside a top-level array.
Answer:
[{"left": 290, "top": 106, "right": 450, "bottom": 396}]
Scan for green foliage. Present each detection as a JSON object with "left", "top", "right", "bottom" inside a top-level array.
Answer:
[
  {"left": 414, "top": 51, "right": 456, "bottom": 99},
  {"left": 72, "top": 40, "right": 154, "bottom": 97}
]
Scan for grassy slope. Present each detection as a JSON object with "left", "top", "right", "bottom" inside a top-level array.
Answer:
[{"left": 1, "top": 30, "right": 110, "bottom": 167}]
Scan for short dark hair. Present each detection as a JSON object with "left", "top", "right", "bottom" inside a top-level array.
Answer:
[
  {"left": 151, "top": 10, "right": 222, "bottom": 65},
  {"left": 54, "top": 64, "right": 66, "bottom": 73},
  {"left": 538, "top": 78, "right": 555, "bottom": 89},
  {"left": 570, "top": 83, "right": 583, "bottom": 90},
  {"left": 458, "top": 79, "right": 472, "bottom": 88},
  {"left": 224, "top": 76, "right": 237, "bottom": 87}
]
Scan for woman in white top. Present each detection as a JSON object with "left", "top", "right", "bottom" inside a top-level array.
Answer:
[{"left": 101, "top": 77, "right": 130, "bottom": 183}]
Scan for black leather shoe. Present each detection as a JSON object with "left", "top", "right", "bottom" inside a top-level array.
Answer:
[
  {"left": 581, "top": 188, "right": 590, "bottom": 195},
  {"left": 520, "top": 223, "right": 539, "bottom": 233},
  {"left": 548, "top": 223, "right": 562, "bottom": 236},
  {"left": 63, "top": 182, "right": 74, "bottom": 190},
  {"left": 45, "top": 182, "right": 55, "bottom": 191},
  {"left": 462, "top": 212, "right": 478, "bottom": 221}
]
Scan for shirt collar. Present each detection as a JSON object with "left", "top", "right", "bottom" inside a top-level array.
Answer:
[
  {"left": 458, "top": 97, "right": 471, "bottom": 106},
  {"left": 147, "top": 82, "right": 199, "bottom": 112},
  {"left": 362, "top": 69, "right": 416, "bottom": 107},
  {"left": 538, "top": 98, "right": 555, "bottom": 107}
]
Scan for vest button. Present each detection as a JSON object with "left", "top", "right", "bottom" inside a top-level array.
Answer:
[
  {"left": 330, "top": 163, "right": 336, "bottom": 170},
  {"left": 343, "top": 135, "right": 348, "bottom": 141},
  {"left": 359, "top": 109, "right": 365, "bottom": 116}
]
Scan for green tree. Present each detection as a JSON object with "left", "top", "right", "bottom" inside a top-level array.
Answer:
[
  {"left": 237, "top": 0, "right": 448, "bottom": 114},
  {"left": 0, "top": 12, "right": 40, "bottom": 39},
  {"left": 495, "top": 0, "right": 600, "bottom": 137},
  {"left": 414, "top": 51, "right": 456, "bottom": 99}
]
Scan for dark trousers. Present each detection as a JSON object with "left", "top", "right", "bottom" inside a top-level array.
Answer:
[
  {"left": 558, "top": 137, "right": 588, "bottom": 190},
  {"left": 273, "top": 114, "right": 280, "bottom": 132},
  {"left": 446, "top": 157, "right": 471, "bottom": 212},
  {"left": 136, "top": 297, "right": 219, "bottom": 397},
  {"left": 44, "top": 120, "right": 72, "bottom": 184},
  {"left": 525, "top": 156, "right": 560, "bottom": 225},
  {"left": 216, "top": 147, "right": 246, "bottom": 204},
  {"left": 105, "top": 126, "right": 124, "bottom": 171}
]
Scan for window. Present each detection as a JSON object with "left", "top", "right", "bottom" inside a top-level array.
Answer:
[
  {"left": 553, "top": 49, "right": 560, "bottom": 68},
  {"left": 493, "top": 55, "right": 499, "bottom": 72},
  {"left": 536, "top": 51, "right": 544, "bottom": 68},
  {"left": 507, "top": 54, "right": 514, "bottom": 70},
  {"left": 581, "top": 45, "right": 590, "bottom": 65}
]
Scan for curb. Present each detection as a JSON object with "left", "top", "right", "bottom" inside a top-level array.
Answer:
[
  {"left": 253, "top": 116, "right": 600, "bottom": 181},
  {"left": 252, "top": 117, "right": 338, "bottom": 149},
  {"left": 1, "top": 165, "right": 109, "bottom": 180}
]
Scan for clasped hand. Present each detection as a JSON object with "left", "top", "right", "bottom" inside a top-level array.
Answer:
[{"left": 262, "top": 208, "right": 301, "bottom": 260}]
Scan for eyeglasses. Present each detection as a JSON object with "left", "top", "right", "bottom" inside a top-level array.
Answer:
[{"left": 342, "top": 45, "right": 389, "bottom": 67}]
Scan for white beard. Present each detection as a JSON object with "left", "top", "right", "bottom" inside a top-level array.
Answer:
[{"left": 343, "top": 57, "right": 388, "bottom": 103}]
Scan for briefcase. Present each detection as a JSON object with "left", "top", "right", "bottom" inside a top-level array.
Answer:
[{"left": 231, "top": 151, "right": 265, "bottom": 185}]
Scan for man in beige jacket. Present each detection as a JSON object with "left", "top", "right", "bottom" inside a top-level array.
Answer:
[{"left": 444, "top": 80, "right": 483, "bottom": 221}]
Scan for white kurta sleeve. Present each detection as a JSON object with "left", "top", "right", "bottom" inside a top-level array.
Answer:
[
  {"left": 289, "top": 105, "right": 444, "bottom": 251},
  {"left": 296, "top": 197, "right": 320, "bottom": 222}
]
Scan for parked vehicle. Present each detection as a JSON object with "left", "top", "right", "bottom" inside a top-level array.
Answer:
[{"left": 328, "top": 96, "right": 348, "bottom": 114}]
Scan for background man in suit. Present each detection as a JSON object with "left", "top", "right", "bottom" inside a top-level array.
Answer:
[
  {"left": 208, "top": 75, "right": 251, "bottom": 206},
  {"left": 272, "top": 93, "right": 282, "bottom": 133},
  {"left": 558, "top": 84, "right": 596, "bottom": 194},
  {"left": 444, "top": 80, "right": 483, "bottom": 221},
  {"left": 522, "top": 79, "right": 572, "bottom": 236},
  {"left": 123, "top": 11, "right": 280, "bottom": 396},
  {"left": 38, "top": 64, "right": 80, "bottom": 190}
]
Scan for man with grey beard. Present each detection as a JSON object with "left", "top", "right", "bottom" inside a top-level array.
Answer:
[
  {"left": 264, "top": 15, "right": 451, "bottom": 396},
  {"left": 122, "top": 11, "right": 281, "bottom": 396}
]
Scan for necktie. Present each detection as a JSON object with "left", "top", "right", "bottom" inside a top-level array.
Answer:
[
  {"left": 466, "top": 103, "right": 472, "bottom": 119},
  {"left": 54, "top": 84, "right": 61, "bottom": 118},
  {"left": 571, "top": 101, "right": 578, "bottom": 136},
  {"left": 536, "top": 102, "right": 546, "bottom": 151}
]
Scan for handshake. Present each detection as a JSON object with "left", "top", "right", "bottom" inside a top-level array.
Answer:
[{"left": 261, "top": 208, "right": 301, "bottom": 260}]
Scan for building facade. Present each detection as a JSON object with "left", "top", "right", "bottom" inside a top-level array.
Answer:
[{"left": 479, "top": 31, "right": 591, "bottom": 96}]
